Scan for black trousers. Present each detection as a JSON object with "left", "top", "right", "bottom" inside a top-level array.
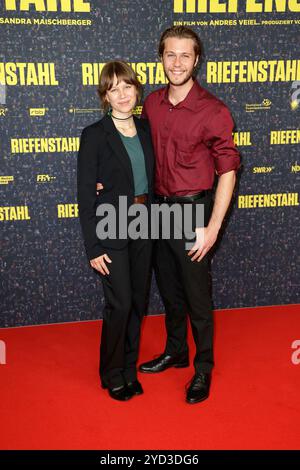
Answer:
[
  {"left": 154, "top": 194, "right": 214, "bottom": 374},
  {"left": 99, "top": 238, "right": 152, "bottom": 389}
]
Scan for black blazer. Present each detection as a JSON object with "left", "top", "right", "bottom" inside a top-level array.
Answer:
[{"left": 77, "top": 114, "right": 155, "bottom": 261}]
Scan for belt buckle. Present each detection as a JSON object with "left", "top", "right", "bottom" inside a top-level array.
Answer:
[
  {"left": 157, "top": 194, "right": 171, "bottom": 203},
  {"left": 134, "top": 194, "right": 147, "bottom": 204}
]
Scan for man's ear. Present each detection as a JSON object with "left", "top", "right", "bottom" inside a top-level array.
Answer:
[{"left": 194, "top": 55, "right": 199, "bottom": 68}]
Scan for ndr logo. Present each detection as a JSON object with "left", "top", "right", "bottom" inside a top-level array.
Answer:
[
  {"left": 4, "top": 0, "right": 90, "bottom": 12},
  {"left": 174, "top": 0, "right": 300, "bottom": 13}
]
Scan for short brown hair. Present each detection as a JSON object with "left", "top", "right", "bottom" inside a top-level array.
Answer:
[
  {"left": 158, "top": 26, "right": 202, "bottom": 58},
  {"left": 97, "top": 60, "right": 142, "bottom": 112}
]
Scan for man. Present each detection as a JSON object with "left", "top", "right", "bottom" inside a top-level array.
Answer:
[{"left": 139, "top": 26, "right": 240, "bottom": 404}]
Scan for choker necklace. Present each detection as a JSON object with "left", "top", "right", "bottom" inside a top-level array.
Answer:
[{"left": 109, "top": 112, "right": 133, "bottom": 121}]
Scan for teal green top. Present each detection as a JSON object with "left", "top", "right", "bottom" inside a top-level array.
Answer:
[{"left": 118, "top": 132, "right": 148, "bottom": 196}]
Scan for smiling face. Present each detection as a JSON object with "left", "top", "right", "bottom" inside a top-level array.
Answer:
[
  {"left": 162, "top": 37, "right": 199, "bottom": 87},
  {"left": 105, "top": 75, "right": 137, "bottom": 116}
]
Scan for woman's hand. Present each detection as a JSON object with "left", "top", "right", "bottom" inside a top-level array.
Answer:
[
  {"left": 92, "top": 183, "right": 109, "bottom": 273},
  {"left": 90, "top": 254, "right": 112, "bottom": 275},
  {"left": 96, "top": 182, "right": 104, "bottom": 195}
]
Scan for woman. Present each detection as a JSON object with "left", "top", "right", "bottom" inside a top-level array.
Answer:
[{"left": 77, "top": 61, "right": 154, "bottom": 401}]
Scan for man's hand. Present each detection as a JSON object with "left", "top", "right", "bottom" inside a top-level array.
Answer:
[
  {"left": 188, "top": 170, "right": 236, "bottom": 262},
  {"left": 90, "top": 254, "right": 112, "bottom": 275},
  {"left": 188, "top": 223, "right": 220, "bottom": 262},
  {"left": 96, "top": 182, "right": 104, "bottom": 195}
]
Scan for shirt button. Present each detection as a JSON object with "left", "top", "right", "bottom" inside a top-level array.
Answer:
[{"left": 169, "top": 108, "right": 173, "bottom": 112}]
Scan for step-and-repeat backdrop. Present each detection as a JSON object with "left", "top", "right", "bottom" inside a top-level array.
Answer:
[{"left": 0, "top": 1, "right": 299, "bottom": 327}]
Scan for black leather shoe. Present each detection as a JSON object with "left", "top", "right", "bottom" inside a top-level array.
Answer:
[
  {"left": 107, "top": 385, "right": 134, "bottom": 401},
  {"left": 126, "top": 380, "right": 144, "bottom": 395},
  {"left": 139, "top": 352, "right": 189, "bottom": 373},
  {"left": 186, "top": 373, "right": 211, "bottom": 404}
]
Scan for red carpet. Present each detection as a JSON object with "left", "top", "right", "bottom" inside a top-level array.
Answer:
[{"left": 0, "top": 305, "right": 299, "bottom": 450}]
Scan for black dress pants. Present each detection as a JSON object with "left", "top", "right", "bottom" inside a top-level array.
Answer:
[
  {"left": 154, "top": 194, "right": 214, "bottom": 374},
  {"left": 99, "top": 238, "right": 152, "bottom": 389}
]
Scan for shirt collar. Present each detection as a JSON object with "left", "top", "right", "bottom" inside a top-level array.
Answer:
[{"left": 159, "top": 79, "right": 204, "bottom": 111}]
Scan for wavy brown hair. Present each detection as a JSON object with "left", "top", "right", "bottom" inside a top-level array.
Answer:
[{"left": 158, "top": 26, "right": 202, "bottom": 58}]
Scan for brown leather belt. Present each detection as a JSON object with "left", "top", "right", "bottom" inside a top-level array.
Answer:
[
  {"left": 155, "top": 190, "right": 210, "bottom": 204},
  {"left": 133, "top": 194, "right": 148, "bottom": 204}
]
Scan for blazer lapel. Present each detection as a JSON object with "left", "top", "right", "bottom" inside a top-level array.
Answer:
[{"left": 101, "top": 114, "right": 134, "bottom": 186}]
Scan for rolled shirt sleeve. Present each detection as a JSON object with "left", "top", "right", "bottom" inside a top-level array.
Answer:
[{"left": 203, "top": 105, "right": 241, "bottom": 176}]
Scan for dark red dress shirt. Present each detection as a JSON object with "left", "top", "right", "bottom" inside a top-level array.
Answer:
[{"left": 142, "top": 80, "right": 240, "bottom": 196}]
